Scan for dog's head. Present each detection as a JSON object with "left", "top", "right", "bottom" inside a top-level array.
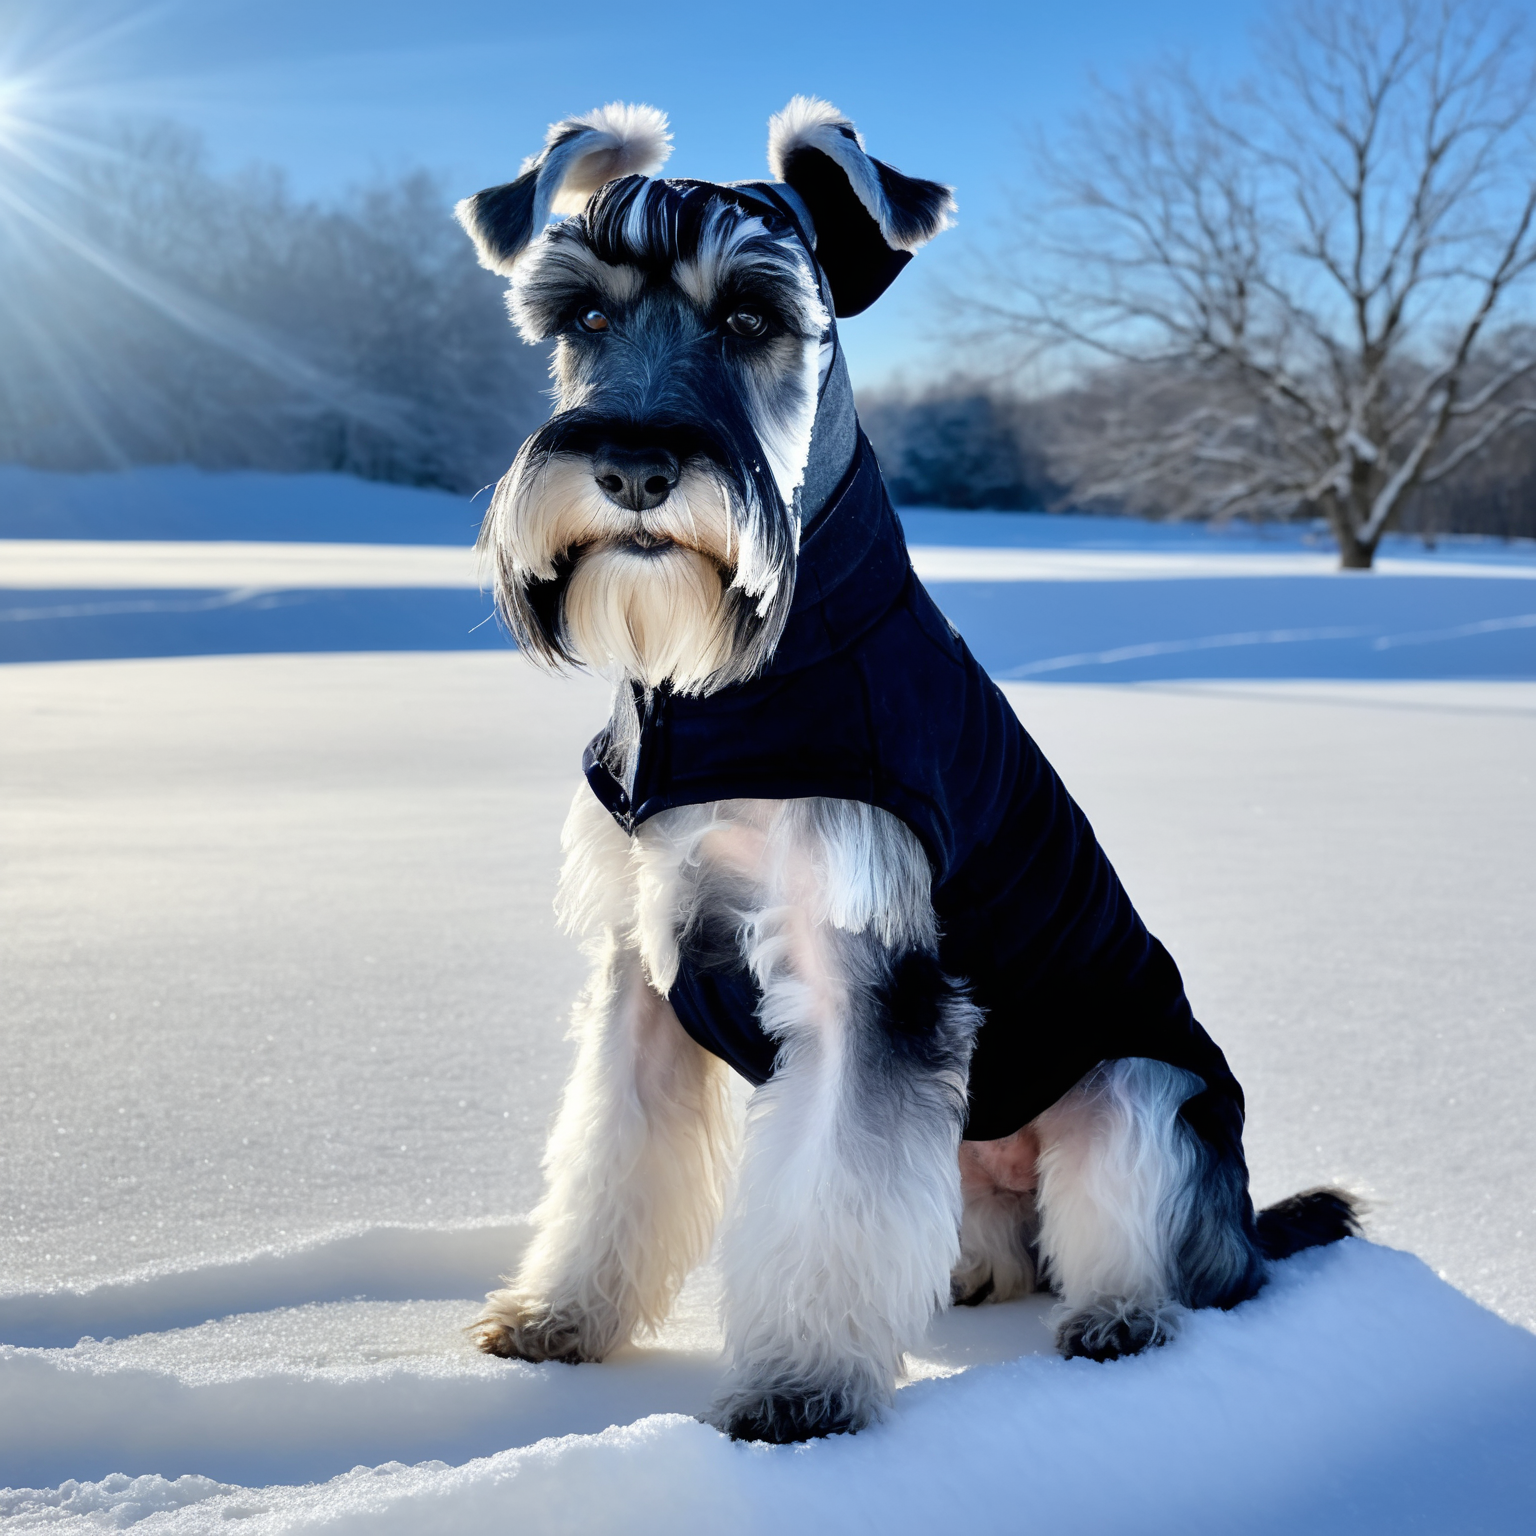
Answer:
[{"left": 459, "top": 98, "right": 953, "bottom": 693}]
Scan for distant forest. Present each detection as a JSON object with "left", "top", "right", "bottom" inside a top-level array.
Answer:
[
  {"left": 858, "top": 379, "right": 1536, "bottom": 541},
  {"left": 0, "top": 122, "right": 547, "bottom": 496}
]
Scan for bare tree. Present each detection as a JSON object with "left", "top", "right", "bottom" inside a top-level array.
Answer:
[{"left": 971, "top": 0, "right": 1536, "bottom": 566}]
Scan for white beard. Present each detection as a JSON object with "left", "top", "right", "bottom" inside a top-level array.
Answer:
[{"left": 562, "top": 541, "right": 736, "bottom": 691}]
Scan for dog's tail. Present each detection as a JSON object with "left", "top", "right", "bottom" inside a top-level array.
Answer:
[{"left": 1255, "top": 1186, "right": 1363, "bottom": 1261}]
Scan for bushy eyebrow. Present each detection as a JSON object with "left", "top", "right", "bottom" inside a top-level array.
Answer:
[
  {"left": 509, "top": 244, "right": 645, "bottom": 339},
  {"left": 667, "top": 206, "right": 826, "bottom": 332},
  {"left": 510, "top": 201, "right": 828, "bottom": 342}
]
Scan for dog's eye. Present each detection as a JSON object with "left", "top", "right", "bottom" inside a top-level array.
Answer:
[
  {"left": 725, "top": 308, "right": 766, "bottom": 338},
  {"left": 577, "top": 309, "right": 610, "bottom": 333}
]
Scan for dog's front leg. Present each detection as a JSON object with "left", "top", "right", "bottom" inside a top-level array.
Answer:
[
  {"left": 710, "top": 913, "right": 978, "bottom": 1442},
  {"left": 474, "top": 936, "right": 734, "bottom": 1362}
]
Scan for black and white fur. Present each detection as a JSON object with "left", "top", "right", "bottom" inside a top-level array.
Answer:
[{"left": 458, "top": 100, "right": 1359, "bottom": 1443}]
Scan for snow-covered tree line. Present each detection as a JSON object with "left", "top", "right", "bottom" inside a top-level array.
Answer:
[
  {"left": 859, "top": 371, "right": 1536, "bottom": 540},
  {"left": 0, "top": 120, "right": 548, "bottom": 493}
]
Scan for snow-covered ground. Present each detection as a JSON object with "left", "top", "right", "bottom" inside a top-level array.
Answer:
[
  {"left": 4, "top": 658, "right": 1534, "bottom": 1530},
  {"left": 5, "top": 463, "right": 1536, "bottom": 678},
  {"left": 3, "top": 467, "right": 1535, "bottom": 1530},
  {"left": 0, "top": 466, "right": 485, "bottom": 545},
  {"left": 2, "top": 1243, "right": 1532, "bottom": 1533}
]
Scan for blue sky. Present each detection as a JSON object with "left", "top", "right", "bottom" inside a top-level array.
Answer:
[{"left": 3, "top": 0, "right": 1271, "bottom": 383}]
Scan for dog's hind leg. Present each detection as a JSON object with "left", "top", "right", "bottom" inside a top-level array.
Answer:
[
  {"left": 952, "top": 1132, "right": 1042, "bottom": 1306},
  {"left": 1032, "top": 1057, "right": 1264, "bottom": 1362},
  {"left": 709, "top": 918, "right": 979, "bottom": 1442}
]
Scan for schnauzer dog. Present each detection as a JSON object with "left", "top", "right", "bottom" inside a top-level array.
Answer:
[{"left": 456, "top": 98, "right": 1358, "bottom": 1444}]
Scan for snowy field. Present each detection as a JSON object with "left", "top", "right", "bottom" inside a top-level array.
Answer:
[
  {"left": 5, "top": 465, "right": 1536, "bottom": 678},
  {"left": 3, "top": 467, "right": 1535, "bottom": 1531}
]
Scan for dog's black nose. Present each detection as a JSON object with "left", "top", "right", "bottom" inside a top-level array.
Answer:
[{"left": 592, "top": 446, "right": 680, "bottom": 511}]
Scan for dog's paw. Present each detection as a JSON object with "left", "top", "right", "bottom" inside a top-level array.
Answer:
[
  {"left": 709, "top": 1376, "right": 884, "bottom": 1443},
  {"left": 470, "top": 1292, "right": 612, "bottom": 1364},
  {"left": 1054, "top": 1301, "right": 1177, "bottom": 1362},
  {"left": 950, "top": 1268, "right": 996, "bottom": 1307}
]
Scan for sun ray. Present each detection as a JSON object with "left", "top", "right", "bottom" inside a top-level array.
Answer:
[{"left": 0, "top": 6, "right": 445, "bottom": 470}]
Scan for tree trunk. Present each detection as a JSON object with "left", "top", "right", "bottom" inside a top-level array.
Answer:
[
  {"left": 1338, "top": 535, "right": 1376, "bottom": 569},
  {"left": 1321, "top": 496, "right": 1378, "bottom": 569}
]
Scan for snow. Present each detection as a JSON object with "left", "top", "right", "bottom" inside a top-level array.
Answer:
[
  {"left": 4, "top": 657, "right": 1534, "bottom": 1529},
  {"left": 1, "top": 658, "right": 602, "bottom": 1299},
  {"left": 11, "top": 657, "right": 1534, "bottom": 1315},
  {"left": 0, "top": 1245, "right": 1051, "bottom": 1491},
  {"left": 0, "top": 1225, "right": 529, "bottom": 1348},
  {"left": 0, "top": 467, "right": 485, "bottom": 546},
  {"left": 0, "top": 542, "right": 478, "bottom": 590},
  {"left": 5, "top": 465, "right": 1535, "bottom": 676},
  {"left": 10, "top": 535, "right": 1536, "bottom": 593},
  {"left": 5, "top": 461, "right": 1532, "bottom": 566},
  {"left": 912, "top": 546, "right": 1536, "bottom": 580},
  {"left": 3, "top": 465, "right": 1535, "bottom": 1529},
  {"left": 2, "top": 1243, "right": 1533, "bottom": 1534}
]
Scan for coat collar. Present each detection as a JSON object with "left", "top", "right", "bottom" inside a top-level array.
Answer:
[{"left": 763, "top": 430, "right": 911, "bottom": 677}]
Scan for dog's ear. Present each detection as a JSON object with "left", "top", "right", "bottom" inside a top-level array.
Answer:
[
  {"left": 456, "top": 103, "right": 672, "bottom": 275},
  {"left": 767, "top": 97, "right": 955, "bottom": 318}
]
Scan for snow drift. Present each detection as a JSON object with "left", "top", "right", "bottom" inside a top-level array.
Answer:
[{"left": 2, "top": 1242, "right": 1534, "bottom": 1534}]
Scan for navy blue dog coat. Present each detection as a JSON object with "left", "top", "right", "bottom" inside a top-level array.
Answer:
[{"left": 583, "top": 433, "right": 1245, "bottom": 1143}]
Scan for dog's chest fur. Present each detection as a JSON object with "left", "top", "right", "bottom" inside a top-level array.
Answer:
[{"left": 560, "top": 786, "right": 937, "bottom": 1037}]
